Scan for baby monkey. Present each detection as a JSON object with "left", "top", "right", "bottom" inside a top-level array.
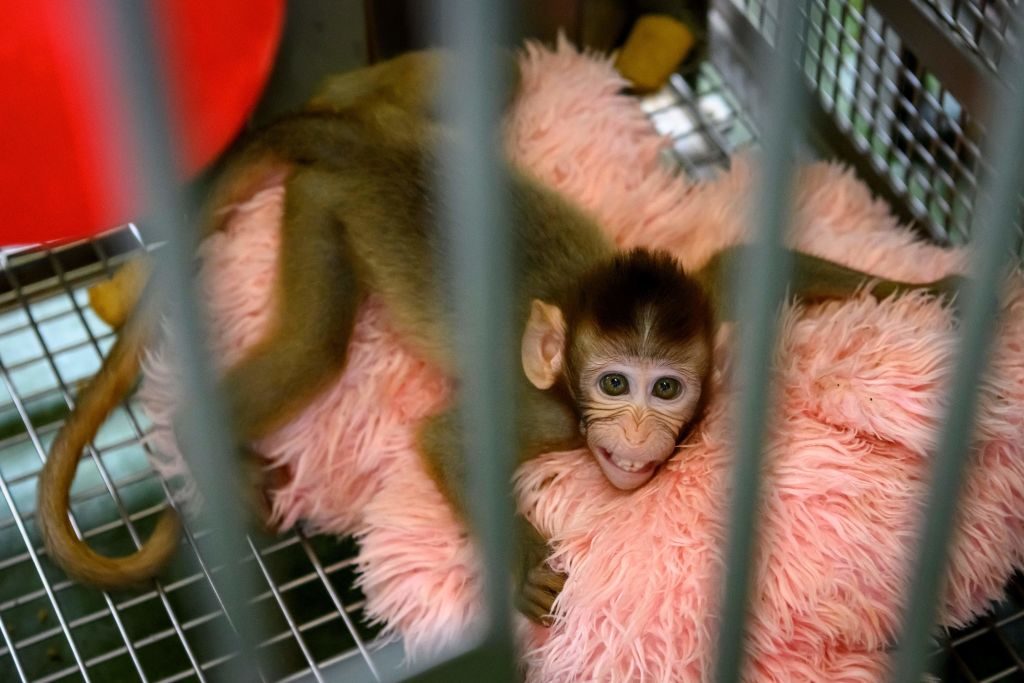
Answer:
[{"left": 37, "top": 50, "right": 962, "bottom": 624}]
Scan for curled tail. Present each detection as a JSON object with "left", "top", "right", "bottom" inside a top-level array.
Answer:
[{"left": 37, "top": 297, "right": 181, "bottom": 589}]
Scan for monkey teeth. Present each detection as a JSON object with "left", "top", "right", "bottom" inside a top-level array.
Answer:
[
  {"left": 599, "top": 448, "right": 655, "bottom": 473},
  {"left": 611, "top": 455, "right": 649, "bottom": 472}
]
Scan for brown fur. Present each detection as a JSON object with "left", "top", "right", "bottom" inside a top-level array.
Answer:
[
  {"left": 563, "top": 250, "right": 714, "bottom": 393},
  {"left": 38, "top": 50, "right": 963, "bottom": 620}
]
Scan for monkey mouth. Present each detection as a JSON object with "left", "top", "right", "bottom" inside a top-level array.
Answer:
[{"left": 596, "top": 447, "right": 658, "bottom": 475}]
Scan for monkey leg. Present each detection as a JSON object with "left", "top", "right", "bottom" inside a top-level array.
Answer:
[
  {"left": 173, "top": 169, "right": 361, "bottom": 529},
  {"left": 418, "top": 408, "right": 567, "bottom": 625},
  {"left": 198, "top": 153, "right": 291, "bottom": 237},
  {"left": 698, "top": 245, "right": 966, "bottom": 320},
  {"left": 312, "top": 49, "right": 519, "bottom": 111},
  {"left": 308, "top": 49, "right": 520, "bottom": 137},
  {"left": 219, "top": 168, "right": 362, "bottom": 443}
]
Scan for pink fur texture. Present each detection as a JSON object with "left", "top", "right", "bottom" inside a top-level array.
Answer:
[{"left": 138, "top": 42, "right": 1024, "bottom": 680}]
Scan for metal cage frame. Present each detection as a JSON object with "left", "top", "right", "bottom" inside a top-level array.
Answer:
[{"left": 1, "top": 1, "right": 1023, "bottom": 681}]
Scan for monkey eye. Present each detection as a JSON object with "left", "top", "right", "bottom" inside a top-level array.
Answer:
[
  {"left": 598, "top": 373, "right": 629, "bottom": 396},
  {"left": 652, "top": 377, "right": 682, "bottom": 400}
]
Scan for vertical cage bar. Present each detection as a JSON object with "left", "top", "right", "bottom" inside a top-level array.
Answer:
[
  {"left": 100, "top": 2, "right": 267, "bottom": 678},
  {"left": 383, "top": 0, "right": 519, "bottom": 680},
  {"left": 713, "top": 2, "right": 808, "bottom": 682},
  {"left": 435, "top": 0, "right": 516, "bottom": 655},
  {"left": 888, "top": 4, "right": 1024, "bottom": 682}
]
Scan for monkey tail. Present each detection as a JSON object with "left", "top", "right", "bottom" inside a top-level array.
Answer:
[{"left": 37, "top": 299, "right": 182, "bottom": 589}]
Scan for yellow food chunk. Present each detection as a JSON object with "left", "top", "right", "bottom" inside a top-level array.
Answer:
[
  {"left": 615, "top": 14, "right": 696, "bottom": 93},
  {"left": 88, "top": 258, "right": 150, "bottom": 328}
]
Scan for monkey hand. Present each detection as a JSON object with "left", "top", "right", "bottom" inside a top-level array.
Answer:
[{"left": 514, "top": 519, "right": 566, "bottom": 626}]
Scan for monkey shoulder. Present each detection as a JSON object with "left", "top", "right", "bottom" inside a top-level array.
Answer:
[{"left": 507, "top": 173, "right": 615, "bottom": 302}]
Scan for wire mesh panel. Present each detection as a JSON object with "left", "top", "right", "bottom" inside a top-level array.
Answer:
[
  {"left": 926, "top": 0, "right": 1020, "bottom": 67},
  {"left": 940, "top": 581, "right": 1024, "bottom": 683},
  {"left": 804, "top": 0, "right": 982, "bottom": 243},
  {"left": 643, "top": 65, "right": 760, "bottom": 177},
  {"left": 719, "top": 0, "right": 1024, "bottom": 249},
  {"left": 0, "top": 232, "right": 383, "bottom": 682}
]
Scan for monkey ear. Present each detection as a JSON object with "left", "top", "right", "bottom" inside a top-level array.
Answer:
[{"left": 522, "top": 300, "right": 566, "bottom": 390}]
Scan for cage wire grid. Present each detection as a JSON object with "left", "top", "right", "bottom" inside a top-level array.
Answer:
[
  {"left": 0, "top": 232, "right": 383, "bottom": 682},
  {"left": 0, "top": 10, "right": 1022, "bottom": 683},
  {"left": 717, "top": 1, "right": 1024, "bottom": 680},
  {"left": 732, "top": 0, "right": 1024, "bottom": 252},
  {"left": 928, "top": 0, "right": 1020, "bottom": 68}
]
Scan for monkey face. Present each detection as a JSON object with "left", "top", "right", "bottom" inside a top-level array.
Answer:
[
  {"left": 577, "top": 360, "right": 704, "bottom": 490},
  {"left": 521, "top": 249, "right": 714, "bottom": 492}
]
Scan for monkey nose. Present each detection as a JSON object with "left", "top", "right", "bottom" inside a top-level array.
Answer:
[{"left": 624, "top": 427, "right": 649, "bottom": 448}]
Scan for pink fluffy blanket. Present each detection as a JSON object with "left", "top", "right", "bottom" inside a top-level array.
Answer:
[{"left": 139, "top": 43, "right": 1024, "bottom": 681}]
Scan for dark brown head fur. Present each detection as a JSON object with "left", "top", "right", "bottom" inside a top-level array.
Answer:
[{"left": 562, "top": 248, "right": 715, "bottom": 438}]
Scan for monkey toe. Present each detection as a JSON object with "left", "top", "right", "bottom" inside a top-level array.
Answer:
[
  {"left": 516, "top": 564, "right": 566, "bottom": 626},
  {"left": 528, "top": 565, "right": 567, "bottom": 593},
  {"left": 518, "top": 585, "right": 558, "bottom": 625}
]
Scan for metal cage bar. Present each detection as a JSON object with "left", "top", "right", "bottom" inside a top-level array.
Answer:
[
  {"left": 89, "top": 3, "right": 269, "bottom": 680},
  {"left": 889, "top": 2, "right": 1024, "bottom": 679},
  {"left": 3, "top": 2, "right": 1024, "bottom": 681},
  {"left": 712, "top": 1, "right": 809, "bottom": 680},
  {"left": 389, "top": 0, "right": 519, "bottom": 680}
]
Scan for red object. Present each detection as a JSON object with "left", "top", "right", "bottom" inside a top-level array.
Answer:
[{"left": 0, "top": 1, "right": 284, "bottom": 245}]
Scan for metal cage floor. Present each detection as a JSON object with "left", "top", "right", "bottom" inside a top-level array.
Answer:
[
  {"left": 0, "top": 55, "right": 1021, "bottom": 682},
  {"left": 0, "top": 232, "right": 383, "bottom": 682}
]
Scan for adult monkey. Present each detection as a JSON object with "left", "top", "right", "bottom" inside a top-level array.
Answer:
[{"left": 38, "top": 50, "right": 962, "bottom": 623}]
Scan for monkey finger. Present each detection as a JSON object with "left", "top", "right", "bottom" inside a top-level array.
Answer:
[
  {"left": 524, "top": 584, "right": 558, "bottom": 614},
  {"left": 528, "top": 565, "right": 567, "bottom": 593},
  {"left": 521, "top": 604, "right": 552, "bottom": 626},
  {"left": 514, "top": 590, "right": 544, "bottom": 623},
  {"left": 521, "top": 604, "right": 555, "bottom": 628},
  {"left": 240, "top": 448, "right": 276, "bottom": 531}
]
